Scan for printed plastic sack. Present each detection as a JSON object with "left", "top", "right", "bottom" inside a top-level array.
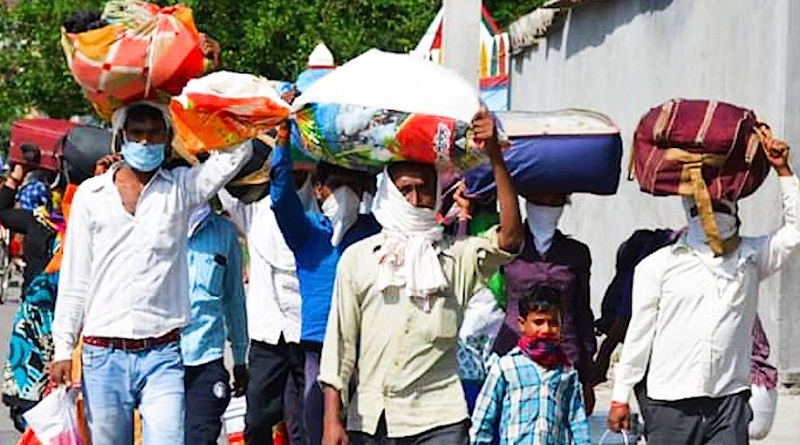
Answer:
[
  {"left": 61, "top": 1, "right": 206, "bottom": 120},
  {"left": 22, "top": 387, "right": 84, "bottom": 445},
  {"left": 170, "top": 71, "right": 291, "bottom": 154},
  {"left": 292, "top": 49, "right": 484, "bottom": 171}
]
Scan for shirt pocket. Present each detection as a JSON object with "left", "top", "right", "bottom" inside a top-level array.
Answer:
[
  {"left": 198, "top": 256, "right": 226, "bottom": 296},
  {"left": 429, "top": 294, "right": 459, "bottom": 341},
  {"left": 152, "top": 216, "right": 181, "bottom": 255}
]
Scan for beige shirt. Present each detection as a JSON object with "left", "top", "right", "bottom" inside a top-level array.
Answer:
[{"left": 318, "top": 228, "right": 516, "bottom": 437}]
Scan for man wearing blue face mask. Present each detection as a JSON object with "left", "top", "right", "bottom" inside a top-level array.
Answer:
[{"left": 50, "top": 102, "right": 252, "bottom": 445}]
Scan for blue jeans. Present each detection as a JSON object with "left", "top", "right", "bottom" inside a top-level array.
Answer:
[{"left": 82, "top": 342, "right": 185, "bottom": 445}]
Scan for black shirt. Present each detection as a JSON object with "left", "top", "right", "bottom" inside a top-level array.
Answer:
[{"left": 0, "top": 184, "right": 56, "bottom": 294}]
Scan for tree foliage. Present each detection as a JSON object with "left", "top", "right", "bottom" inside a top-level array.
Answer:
[{"left": 0, "top": 0, "right": 541, "bottom": 151}]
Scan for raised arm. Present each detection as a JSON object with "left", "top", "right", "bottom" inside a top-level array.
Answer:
[
  {"left": 0, "top": 164, "right": 37, "bottom": 234},
  {"left": 755, "top": 136, "right": 800, "bottom": 278},
  {"left": 271, "top": 123, "right": 312, "bottom": 252},
  {"left": 183, "top": 142, "right": 253, "bottom": 207},
  {"left": 473, "top": 111, "right": 522, "bottom": 254}
]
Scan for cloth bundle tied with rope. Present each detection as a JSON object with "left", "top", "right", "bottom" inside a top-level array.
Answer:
[{"left": 631, "top": 99, "right": 772, "bottom": 255}]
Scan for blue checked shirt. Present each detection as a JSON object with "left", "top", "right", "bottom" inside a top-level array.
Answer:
[
  {"left": 470, "top": 347, "right": 591, "bottom": 445},
  {"left": 180, "top": 212, "right": 248, "bottom": 366}
]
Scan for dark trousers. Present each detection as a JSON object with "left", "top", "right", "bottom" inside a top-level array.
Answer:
[
  {"left": 351, "top": 416, "right": 469, "bottom": 445},
  {"left": 246, "top": 338, "right": 306, "bottom": 445},
  {"left": 303, "top": 342, "right": 324, "bottom": 445},
  {"left": 644, "top": 391, "right": 752, "bottom": 445},
  {"left": 185, "top": 359, "right": 231, "bottom": 445}
]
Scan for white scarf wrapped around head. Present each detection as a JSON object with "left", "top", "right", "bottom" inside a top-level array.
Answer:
[
  {"left": 372, "top": 166, "right": 447, "bottom": 299},
  {"left": 111, "top": 101, "right": 172, "bottom": 150}
]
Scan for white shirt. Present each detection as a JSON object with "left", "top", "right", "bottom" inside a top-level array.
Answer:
[
  {"left": 612, "top": 176, "right": 800, "bottom": 403},
  {"left": 219, "top": 191, "right": 302, "bottom": 344},
  {"left": 52, "top": 144, "right": 253, "bottom": 362}
]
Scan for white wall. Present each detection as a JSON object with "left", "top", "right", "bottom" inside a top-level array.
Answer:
[{"left": 510, "top": 0, "right": 800, "bottom": 379}]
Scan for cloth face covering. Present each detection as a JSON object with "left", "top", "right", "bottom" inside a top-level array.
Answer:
[
  {"left": 518, "top": 332, "right": 571, "bottom": 369},
  {"left": 322, "top": 186, "right": 361, "bottom": 247},
  {"left": 372, "top": 166, "right": 447, "bottom": 304},
  {"left": 526, "top": 202, "right": 564, "bottom": 255}
]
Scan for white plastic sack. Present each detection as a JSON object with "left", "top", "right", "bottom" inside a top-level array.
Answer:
[
  {"left": 292, "top": 49, "right": 480, "bottom": 123},
  {"left": 23, "top": 386, "right": 85, "bottom": 445},
  {"left": 457, "top": 288, "right": 505, "bottom": 382},
  {"left": 749, "top": 384, "right": 777, "bottom": 440}
]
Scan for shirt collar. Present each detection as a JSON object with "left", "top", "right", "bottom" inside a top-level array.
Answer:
[
  {"left": 671, "top": 231, "right": 758, "bottom": 261},
  {"left": 98, "top": 162, "right": 174, "bottom": 190}
]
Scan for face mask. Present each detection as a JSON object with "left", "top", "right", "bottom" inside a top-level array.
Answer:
[
  {"left": 517, "top": 332, "right": 570, "bottom": 369},
  {"left": 525, "top": 202, "right": 564, "bottom": 255},
  {"left": 684, "top": 198, "right": 739, "bottom": 247},
  {"left": 322, "top": 186, "right": 361, "bottom": 247},
  {"left": 360, "top": 192, "right": 374, "bottom": 214},
  {"left": 121, "top": 140, "right": 166, "bottom": 172}
]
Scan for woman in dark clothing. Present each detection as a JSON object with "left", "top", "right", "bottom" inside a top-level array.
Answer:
[{"left": 0, "top": 163, "right": 67, "bottom": 431}]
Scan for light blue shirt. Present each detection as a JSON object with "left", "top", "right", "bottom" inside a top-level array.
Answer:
[{"left": 180, "top": 212, "right": 248, "bottom": 366}]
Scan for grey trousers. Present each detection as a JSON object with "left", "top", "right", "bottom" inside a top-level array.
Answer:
[
  {"left": 350, "top": 416, "right": 469, "bottom": 445},
  {"left": 644, "top": 391, "right": 752, "bottom": 445}
]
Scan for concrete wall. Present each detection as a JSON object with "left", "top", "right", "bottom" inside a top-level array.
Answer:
[{"left": 510, "top": 0, "right": 800, "bottom": 381}]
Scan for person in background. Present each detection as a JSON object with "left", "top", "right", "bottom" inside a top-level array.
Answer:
[
  {"left": 0, "top": 162, "right": 71, "bottom": 431},
  {"left": 319, "top": 110, "right": 523, "bottom": 445},
  {"left": 270, "top": 122, "right": 380, "bottom": 445},
  {"left": 16, "top": 170, "right": 52, "bottom": 212},
  {"left": 608, "top": 135, "right": 799, "bottom": 445},
  {"left": 470, "top": 286, "right": 591, "bottom": 445},
  {"left": 50, "top": 102, "right": 252, "bottom": 445},
  {"left": 492, "top": 192, "right": 598, "bottom": 414},
  {"left": 220, "top": 155, "right": 318, "bottom": 445},
  {"left": 181, "top": 200, "right": 249, "bottom": 445}
]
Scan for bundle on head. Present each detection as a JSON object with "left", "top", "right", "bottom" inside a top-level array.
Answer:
[{"left": 63, "top": 10, "right": 107, "bottom": 34}]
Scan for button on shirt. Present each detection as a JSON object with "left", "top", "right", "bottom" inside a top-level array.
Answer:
[
  {"left": 52, "top": 144, "right": 252, "bottom": 362},
  {"left": 220, "top": 191, "right": 302, "bottom": 344},
  {"left": 318, "top": 228, "right": 516, "bottom": 438},
  {"left": 613, "top": 176, "right": 800, "bottom": 403},
  {"left": 180, "top": 212, "right": 248, "bottom": 366}
]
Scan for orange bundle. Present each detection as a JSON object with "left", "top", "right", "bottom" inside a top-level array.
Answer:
[
  {"left": 61, "top": 1, "right": 206, "bottom": 120},
  {"left": 170, "top": 71, "right": 291, "bottom": 154}
]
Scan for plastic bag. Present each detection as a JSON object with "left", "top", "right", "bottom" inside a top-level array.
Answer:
[
  {"left": 61, "top": 1, "right": 206, "bottom": 120},
  {"left": 457, "top": 288, "right": 505, "bottom": 382},
  {"left": 22, "top": 387, "right": 85, "bottom": 445},
  {"left": 291, "top": 49, "right": 484, "bottom": 171},
  {"left": 749, "top": 384, "right": 777, "bottom": 440},
  {"left": 170, "top": 71, "right": 291, "bottom": 154}
]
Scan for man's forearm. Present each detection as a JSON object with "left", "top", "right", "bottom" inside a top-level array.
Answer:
[
  {"left": 490, "top": 152, "right": 523, "bottom": 252},
  {"left": 322, "top": 385, "right": 343, "bottom": 424}
]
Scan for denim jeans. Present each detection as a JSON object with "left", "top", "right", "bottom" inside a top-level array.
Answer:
[{"left": 82, "top": 342, "right": 185, "bottom": 445}]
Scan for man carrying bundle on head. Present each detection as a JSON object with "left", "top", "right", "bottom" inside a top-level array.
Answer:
[
  {"left": 50, "top": 102, "right": 252, "bottom": 445},
  {"left": 318, "top": 110, "right": 523, "bottom": 445},
  {"left": 258, "top": 123, "right": 381, "bottom": 445},
  {"left": 609, "top": 100, "right": 800, "bottom": 445}
]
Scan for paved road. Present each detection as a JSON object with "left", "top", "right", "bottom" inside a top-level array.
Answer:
[{"left": 0, "top": 293, "right": 796, "bottom": 444}]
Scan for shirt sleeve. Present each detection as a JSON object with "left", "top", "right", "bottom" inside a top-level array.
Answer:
[
  {"left": 223, "top": 224, "right": 248, "bottom": 366},
  {"left": 469, "top": 359, "right": 506, "bottom": 445},
  {"left": 755, "top": 175, "right": 800, "bottom": 280},
  {"left": 455, "top": 226, "right": 519, "bottom": 306},
  {"left": 270, "top": 139, "right": 314, "bottom": 253},
  {"left": 611, "top": 252, "right": 664, "bottom": 403},
  {"left": 567, "top": 375, "right": 592, "bottom": 445},
  {"left": 318, "top": 249, "right": 362, "bottom": 391},
  {"left": 53, "top": 186, "right": 92, "bottom": 362},
  {"left": 180, "top": 142, "right": 253, "bottom": 208},
  {"left": 218, "top": 188, "right": 253, "bottom": 235}
]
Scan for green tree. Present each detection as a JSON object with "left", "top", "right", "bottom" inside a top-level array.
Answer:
[{"left": 484, "top": 0, "right": 547, "bottom": 29}]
